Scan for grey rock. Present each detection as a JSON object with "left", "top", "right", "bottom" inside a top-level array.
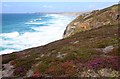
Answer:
[
  {"left": 81, "top": 69, "right": 99, "bottom": 77},
  {"left": 2, "top": 63, "right": 14, "bottom": 77},
  {"left": 97, "top": 68, "right": 119, "bottom": 77},
  {"left": 103, "top": 46, "right": 114, "bottom": 53},
  {"left": 26, "top": 70, "right": 33, "bottom": 77},
  {"left": 73, "top": 41, "right": 79, "bottom": 44},
  {"left": 57, "top": 52, "right": 67, "bottom": 58}
]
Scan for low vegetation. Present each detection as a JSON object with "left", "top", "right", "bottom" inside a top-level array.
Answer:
[{"left": 2, "top": 4, "right": 120, "bottom": 78}]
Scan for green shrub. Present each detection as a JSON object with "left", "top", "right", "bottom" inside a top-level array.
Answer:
[
  {"left": 76, "top": 49, "right": 98, "bottom": 62},
  {"left": 14, "top": 58, "right": 34, "bottom": 70},
  {"left": 36, "top": 63, "right": 49, "bottom": 73},
  {"left": 64, "top": 53, "right": 77, "bottom": 61}
]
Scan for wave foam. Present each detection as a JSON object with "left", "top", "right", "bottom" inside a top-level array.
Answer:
[
  {"left": 1, "top": 14, "right": 75, "bottom": 55},
  {"left": 34, "top": 18, "right": 42, "bottom": 21},
  {"left": 25, "top": 22, "right": 46, "bottom": 25},
  {"left": 0, "top": 32, "right": 19, "bottom": 38}
]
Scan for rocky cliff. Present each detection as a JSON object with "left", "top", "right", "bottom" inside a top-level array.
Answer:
[
  {"left": 63, "top": 4, "right": 119, "bottom": 38},
  {"left": 2, "top": 4, "right": 120, "bottom": 78}
]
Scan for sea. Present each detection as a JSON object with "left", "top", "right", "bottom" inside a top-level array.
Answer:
[{"left": 0, "top": 13, "right": 75, "bottom": 55}]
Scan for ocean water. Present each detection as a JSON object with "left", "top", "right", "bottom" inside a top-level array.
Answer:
[{"left": 0, "top": 13, "right": 75, "bottom": 55}]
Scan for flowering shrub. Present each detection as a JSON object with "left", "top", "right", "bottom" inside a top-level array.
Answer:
[
  {"left": 32, "top": 71, "right": 42, "bottom": 77},
  {"left": 76, "top": 62, "right": 85, "bottom": 71},
  {"left": 45, "top": 64, "right": 62, "bottom": 76},
  {"left": 61, "top": 60, "right": 76, "bottom": 76},
  {"left": 13, "top": 66, "right": 27, "bottom": 77},
  {"left": 45, "top": 60, "right": 76, "bottom": 76},
  {"left": 87, "top": 56, "right": 119, "bottom": 70},
  {"left": 13, "top": 58, "right": 34, "bottom": 76}
]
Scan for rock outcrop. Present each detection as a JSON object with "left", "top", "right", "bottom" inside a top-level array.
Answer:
[{"left": 63, "top": 4, "right": 119, "bottom": 38}]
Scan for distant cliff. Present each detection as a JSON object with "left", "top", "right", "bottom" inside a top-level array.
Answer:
[{"left": 63, "top": 4, "right": 119, "bottom": 38}]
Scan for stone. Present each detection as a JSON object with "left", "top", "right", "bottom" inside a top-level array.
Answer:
[
  {"left": 41, "top": 54, "right": 44, "bottom": 57},
  {"left": 73, "top": 41, "right": 79, "bottom": 44},
  {"left": 103, "top": 46, "right": 114, "bottom": 53},
  {"left": 35, "top": 57, "right": 40, "bottom": 60},
  {"left": 97, "top": 68, "right": 119, "bottom": 77},
  {"left": 71, "top": 26, "right": 76, "bottom": 29},
  {"left": 26, "top": 70, "right": 33, "bottom": 77},
  {"left": 81, "top": 69, "right": 99, "bottom": 77},
  {"left": 2, "top": 63, "right": 14, "bottom": 77},
  {"left": 74, "top": 23, "right": 78, "bottom": 26},
  {"left": 56, "top": 53, "right": 66, "bottom": 58}
]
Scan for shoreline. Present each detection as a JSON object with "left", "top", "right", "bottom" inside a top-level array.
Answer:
[{"left": 1, "top": 13, "right": 78, "bottom": 55}]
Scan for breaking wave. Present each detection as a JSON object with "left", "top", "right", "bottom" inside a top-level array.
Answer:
[{"left": 1, "top": 14, "right": 75, "bottom": 55}]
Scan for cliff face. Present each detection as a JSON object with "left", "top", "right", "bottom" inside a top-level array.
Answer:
[
  {"left": 63, "top": 4, "right": 119, "bottom": 38},
  {"left": 2, "top": 4, "right": 120, "bottom": 78}
]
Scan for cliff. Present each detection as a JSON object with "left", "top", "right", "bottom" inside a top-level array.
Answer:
[
  {"left": 63, "top": 4, "right": 119, "bottom": 38},
  {"left": 2, "top": 4, "right": 120, "bottom": 78}
]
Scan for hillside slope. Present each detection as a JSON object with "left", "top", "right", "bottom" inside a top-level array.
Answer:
[
  {"left": 63, "top": 4, "right": 119, "bottom": 38},
  {"left": 2, "top": 4, "right": 120, "bottom": 78}
]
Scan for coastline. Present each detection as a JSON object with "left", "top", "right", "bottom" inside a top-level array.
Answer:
[
  {"left": 1, "top": 13, "right": 78, "bottom": 55},
  {"left": 1, "top": 4, "right": 119, "bottom": 78}
]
